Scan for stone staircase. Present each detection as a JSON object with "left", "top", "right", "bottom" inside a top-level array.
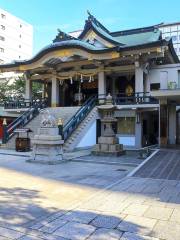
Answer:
[
  {"left": 5, "top": 107, "right": 80, "bottom": 149},
  {"left": 64, "top": 107, "right": 98, "bottom": 152}
]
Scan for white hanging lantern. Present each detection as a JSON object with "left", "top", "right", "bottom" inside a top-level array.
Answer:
[
  {"left": 70, "top": 77, "right": 73, "bottom": 84},
  {"left": 80, "top": 74, "right": 83, "bottom": 83},
  {"left": 89, "top": 75, "right": 92, "bottom": 82}
]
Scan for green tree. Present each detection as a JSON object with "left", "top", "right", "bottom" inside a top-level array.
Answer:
[
  {"left": 8, "top": 76, "right": 43, "bottom": 99},
  {"left": 0, "top": 79, "right": 10, "bottom": 101},
  {"left": 8, "top": 76, "right": 25, "bottom": 98}
]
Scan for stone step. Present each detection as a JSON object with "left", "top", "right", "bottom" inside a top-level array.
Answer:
[
  {"left": 5, "top": 106, "right": 80, "bottom": 150},
  {"left": 64, "top": 107, "right": 98, "bottom": 151}
]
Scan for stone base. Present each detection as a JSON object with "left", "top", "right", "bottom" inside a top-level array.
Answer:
[
  {"left": 98, "top": 136, "right": 118, "bottom": 144},
  {"left": 92, "top": 150, "right": 126, "bottom": 156},
  {"left": 28, "top": 127, "right": 64, "bottom": 165},
  {"left": 92, "top": 143, "right": 125, "bottom": 156}
]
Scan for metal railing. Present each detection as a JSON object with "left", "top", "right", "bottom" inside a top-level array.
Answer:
[
  {"left": 114, "top": 92, "right": 158, "bottom": 105},
  {"left": 61, "top": 95, "right": 97, "bottom": 141},
  {"left": 2, "top": 99, "right": 47, "bottom": 144},
  {"left": 3, "top": 98, "right": 47, "bottom": 109},
  {"left": 98, "top": 92, "right": 158, "bottom": 105}
]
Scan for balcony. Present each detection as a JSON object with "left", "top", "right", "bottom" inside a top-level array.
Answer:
[
  {"left": 151, "top": 83, "right": 180, "bottom": 103},
  {"left": 98, "top": 92, "right": 158, "bottom": 107},
  {"left": 114, "top": 93, "right": 158, "bottom": 105}
]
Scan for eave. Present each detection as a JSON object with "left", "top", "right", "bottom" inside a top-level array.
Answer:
[{"left": 79, "top": 21, "right": 123, "bottom": 46}]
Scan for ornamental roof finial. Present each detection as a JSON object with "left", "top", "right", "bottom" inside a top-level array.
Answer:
[
  {"left": 53, "top": 29, "right": 75, "bottom": 43},
  {"left": 87, "top": 10, "right": 95, "bottom": 21}
]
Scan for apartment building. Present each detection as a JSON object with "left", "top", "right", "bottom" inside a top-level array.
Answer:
[
  {"left": 0, "top": 8, "right": 33, "bottom": 64},
  {"left": 159, "top": 22, "right": 180, "bottom": 59}
]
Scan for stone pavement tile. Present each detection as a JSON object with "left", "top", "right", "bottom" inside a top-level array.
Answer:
[
  {"left": 141, "top": 184, "right": 163, "bottom": 195},
  {"left": 0, "top": 236, "right": 9, "bottom": 240},
  {"left": 97, "top": 200, "right": 130, "bottom": 213},
  {"left": 101, "top": 192, "right": 129, "bottom": 204},
  {"left": 121, "top": 232, "right": 159, "bottom": 240},
  {"left": 142, "top": 197, "right": 167, "bottom": 208},
  {"left": 161, "top": 179, "right": 179, "bottom": 187},
  {"left": 122, "top": 204, "right": 150, "bottom": 217},
  {"left": 159, "top": 185, "right": 180, "bottom": 198},
  {"left": 152, "top": 220, "right": 180, "bottom": 240},
  {"left": 14, "top": 227, "right": 68, "bottom": 240},
  {"left": 19, "top": 234, "right": 68, "bottom": 240},
  {"left": 170, "top": 209, "right": 180, "bottom": 224},
  {"left": 19, "top": 235, "right": 44, "bottom": 240},
  {"left": 0, "top": 226, "right": 24, "bottom": 239},
  {"left": 143, "top": 206, "right": 173, "bottom": 221},
  {"left": 60, "top": 210, "right": 98, "bottom": 224},
  {"left": 91, "top": 215, "right": 121, "bottom": 229},
  {"left": 87, "top": 228, "right": 123, "bottom": 240},
  {"left": 123, "top": 195, "right": 146, "bottom": 205},
  {"left": 53, "top": 222, "right": 96, "bottom": 240},
  {"left": 110, "top": 180, "right": 133, "bottom": 192},
  {"left": 39, "top": 219, "right": 67, "bottom": 234},
  {"left": 117, "top": 215, "right": 157, "bottom": 236},
  {"left": 126, "top": 184, "right": 147, "bottom": 193},
  {"left": 166, "top": 193, "right": 180, "bottom": 208},
  {"left": 79, "top": 194, "right": 110, "bottom": 211},
  {"left": 27, "top": 211, "right": 67, "bottom": 230}
]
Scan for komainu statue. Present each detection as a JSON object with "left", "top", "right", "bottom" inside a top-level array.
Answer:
[{"left": 40, "top": 109, "right": 57, "bottom": 128}]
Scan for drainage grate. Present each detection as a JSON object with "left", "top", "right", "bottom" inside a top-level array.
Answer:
[{"left": 116, "top": 169, "right": 127, "bottom": 172}]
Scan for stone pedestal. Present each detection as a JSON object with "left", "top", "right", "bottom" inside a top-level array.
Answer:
[
  {"left": 92, "top": 94, "right": 125, "bottom": 156},
  {"left": 93, "top": 136, "right": 125, "bottom": 156},
  {"left": 28, "top": 127, "right": 64, "bottom": 164}
]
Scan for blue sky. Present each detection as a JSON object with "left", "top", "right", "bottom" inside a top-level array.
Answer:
[{"left": 1, "top": 0, "right": 180, "bottom": 55}]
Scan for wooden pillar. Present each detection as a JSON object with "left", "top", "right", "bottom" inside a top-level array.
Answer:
[
  {"left": 98, "top": 71, "right": 106, "bottom": 103},
  {"left": 24, "top": 74, "right": 32, "bottom": 99},
  {"left": 51, "top": 77, "right": 59, "bottom": 107},
  {"left": 135, "top": 62, "right": 144, "bottom": 94},
  {"left": 159, "top": 99, "right": 168, "bottom": 146}
]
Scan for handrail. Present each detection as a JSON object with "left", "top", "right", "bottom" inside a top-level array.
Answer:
[
  {"left": 2, "top": 99, "right": 47, "bottom": 144},
  {"left": 62, "top": 95, "right": 97, "bottom": 141},
  {"left": 98, "top": 92, "right": 158, "bottom": 105},
  {"left": 3, "top": 98, "right": 47, "bottom": 109}
]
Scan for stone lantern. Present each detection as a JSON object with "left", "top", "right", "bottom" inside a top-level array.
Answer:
[{"left": 92, "top": 94, "right": 125, "bottom": 156}]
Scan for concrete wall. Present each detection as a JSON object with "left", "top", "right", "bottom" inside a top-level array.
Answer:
[
  {"left": 117, "top": 135, "right": 135, "bottom": 146},
  {"left": 149, "top": 64, "right": 180, "bottom": 89},
  {"left": 76, "top": 121, "right": 96, "bottom": 148}
]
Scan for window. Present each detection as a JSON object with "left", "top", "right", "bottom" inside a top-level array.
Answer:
[
  {"left": 19, "top": 56, "right": 21, "bottom": 59},
  {"left": 19, "top": 34, "right": 21, "bottom": 38},
  {"left": 1, "top": 14, "right": 6, "bottom": 19},
  {"left": 0, "top": 59, "right": 4, "bottom": 64},
  {"left": 150, "top": 83, "right": 160, "bottom": 91},
  {"left": 171, "top": 35, "right": 177, "bottom": 41},
  {"left": 0, "top": 36, "right": 5, "bottom": 41},
  {"left": 117, "top": 117, "right": 135, "bottom": 135},
  {"left": 0, "top": 48, "right": 4, "bottom": 52},
  {"left": 0, "top": 25, "right": 5, "bottom": 30},
  {"left": 19, "top": 45, "right": 21, "bottom": 48},
  {"left": 20, "top": 24, "right": 22, "bottom": 28}
]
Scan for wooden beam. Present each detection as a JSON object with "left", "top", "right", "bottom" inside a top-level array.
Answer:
[{"left": 30, "top": 64, "right": 135, "bottom": 81}]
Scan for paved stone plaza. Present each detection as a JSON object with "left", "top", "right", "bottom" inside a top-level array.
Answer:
[{"left": 0, "top": 152, "right": 179, "bottom": 239}]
